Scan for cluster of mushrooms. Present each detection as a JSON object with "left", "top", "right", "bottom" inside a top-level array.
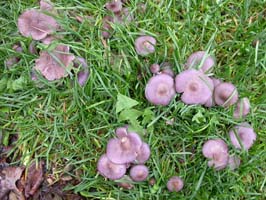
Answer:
[{"left": 6, "top": 0, "right": 89, "bottom": 86}]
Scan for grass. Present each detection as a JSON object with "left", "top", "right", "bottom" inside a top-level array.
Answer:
[{"left": 0, "top": 0, "right": 266, "bottom": 199}]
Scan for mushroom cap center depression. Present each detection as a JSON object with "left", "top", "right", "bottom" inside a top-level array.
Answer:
[
  {"left": 121, "top": 137, "right": 131, "bottom": 150},
  {"left": 157, "top": 83, "right": 169, "bottom": 96},
  {"left": 188, "top": 82, "right": 199, "bottom": 92}
]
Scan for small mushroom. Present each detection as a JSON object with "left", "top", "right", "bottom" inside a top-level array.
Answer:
[
  {"left": 135, "top": 143, "right": 150, "bottom": 164},
  {"left": 145, "top": 74, "right": 176, "bottom": 106},
  {"left": 202, "top": 139, "right": 229, "bottom": 170},
  {"left": 135, "top": 36, "right": 156, "bottom": 56},
  {"left": 228, "top": 155, "right": 241, "bottom": 170},
  {"left": 114, "top": 8, "right": 134, "bottom": 25},
  {"left": 74, "top": 57, "right": 90, "bottom": 86},
  {"left": 233, "top": 97, "right": 250, "bottom": 119},
  {"left": 105, "top": 0, "right": 123, "bottom": 13},
  {"left": 204, "top": 78, "right": 222, "bottom": 107},
  {"left": 129, "top": 165, "right": 149, "bottom": 182},
  {"left": 18, "top": 9, "right": 59, "bottom": 40},
  {"left": 150, "top": 63, "right": 160, "bottom": 74},
  {"left": 40, "top": 0, "right": 56, "bottom": 13},
  {"left": 160, "top": 62, "right": 174, "bottom": 77},
  {"left": 214, "top": 82, "right": 238, "bottom": 107},
  {"left": 229, "top": 123, "right": 256, "bottom": 150},
  {"left": 185, "top": 51, "right": 215, "bottom": 73},
  {"left": 166, "top": 176, "right": 184, "bottom": 192},
  {"left": 34, "top": 45, "right": 75, "bottom": 81},
  {"left": 97, "top": 154, "right": 126, "bottom": 180},
  {"left": 106, "top": 132, "right": 142, "bottom": 164},
  {"left": 115, "top": 126, "right": 128, "bottom": 138}
]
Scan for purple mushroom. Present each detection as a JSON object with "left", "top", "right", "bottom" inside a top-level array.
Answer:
[
  {"left": 202, "top": 139, "right": 229, "bottom": 170},
  {"left": 145, "top": 74, "right": 176, "bottom": 106},
  {"left": 166, "top": 176, "right": 184, "bottom": 192},
  {"left": 185, "top": 51, "right": 215, "bottom": 73},
  {"left": 115, "top": 126, "right": 128, "bottom": 138},
  {"left": 105, "top": 0, "right": 123, "bottom": 13},
  {"left": 214, "top": 82, "right": 238, "bottom": 107},
  {"left": 229, "top": 123, "right": 256, "bottom": 150},
  {"left": 117, "top": 175, "right": 134, "bottom": 189},
  {"left": 204, "top": 78, "right": 222, "bottom": 107},
  {"left": 135, "top": 36, "right": 156, "bottom": 56},
  {"left": 129, "top": 165, "right": 149, "bottom": 182},
  {"left": 102, "top": 16, "right": 114, "bottom": 39},
  {"left": 106, "top": 132, "right": 142, "bottom": 164},
  {"left": 135, "top": 143, "right": 150, "bottom": 164},
  {"left": 40, "top": 0, "right": 56, "bottom": 13},
  {"left": 233, "top": 97, "right": 250, "bottom": 119},
  {"left": 18, "top": 9, "right": 59, "bottom": 40},
  {"left": 114, "top": 8, "right": 134, "bottom": 25},
  {"left": 97, "top": 154, "right": 126, "bottom": 180},
  {"left": 34, "top": 45, "right": 75, "bottom": 81},
  {"left": 74, "top": 57, "right": 90, "bottom": 86},
  {"left": 150, "top": 63, "right": 160, "bottom": 74},
  {"left": 228, "top": 155, "right": 241, "bottom": 170}
]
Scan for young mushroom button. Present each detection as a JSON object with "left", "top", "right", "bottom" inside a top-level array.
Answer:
[
  {"left": 167, "top": 176, "right": 184, "bottom": 192},
  {"left": 129, "top": 165, "right": 149, "bottom": 182},
  {"left": 135, "top": 36, "right": 156, "bottom": 56},
  {"left": 214, "top": 82, "right": 238, "bottom": 107}
]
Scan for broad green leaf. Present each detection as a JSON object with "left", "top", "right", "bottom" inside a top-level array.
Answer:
[
  {"left": 142, "top": 108, "right": 155, "bottom": 125},
  {"left": 116, "top": 93, "right": 139, "bottom": 113},
  {"left": 118, "top": 109, "right": 143, "bottom": 122}
]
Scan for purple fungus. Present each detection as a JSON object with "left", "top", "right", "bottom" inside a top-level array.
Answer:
[
  {"left": 167, "top": 176, "right": 184, "bottom": 192},
  {"left": 145, "top": 74, "right": 176, "bottom": 106},
  {"left": 202, "top": 139, "right": 229, "bottom": 170},
  {"left": 229, "top": 123, "right": 256, "bottom": 150},
  {"left": 106, "top": 132, "right": 142, "bottom": 164},
  {"left": 150, "top": 63, "right": 160, "bottom": 74},
  {"left": 212, "top": 77, "right": 222, "bottom": 87},
  {"left": 233, "top": 97, "right": 250, "bottom": 119},
  {"left": 204, "top": 78, "right": 222, "bottom": 107},
  {"left": 115, "top": 126, "right": 128, "bottom": 138},
  {"left": 29, "top": 41, "right": 38, "bottom": 54},
  {"left": 129, "top": 165, "right": 149, "bottom": 182},
  {"left": 102, "top": 16, "right": 114, "bottom": 39},
  {"left": 175, "top": 69, "right": 201, "bottom": 93},
  {"left": 135, "top": 143, "right": 150, "bottom": 164},
  {"left": 105, "top": 0, "right": 123, "bottom": 13},
  {"left": 97, "top": 154, "right": 126, "bottom": 180},
  {"left": 117, "top": 175, "right": 134, "bottom": 189},
  {"left": 18, "top": 9, "right": 59, "bottom": 40},
  {"left": 228, "top": 155, "right": 241, "bottom": 170},
  {"left": 34, "top": 45, "right": 75, "bottom": 81},
  {"left": 114, "top": 8, "right": 134, "bottom": 25},
  {"left": 214, "top": 82, "right": 238, "bottom": 107},
  {"left": 40, "top": 0, "right": 55, "bottom": 13},
  {"left": 5, "top": 57, "right": 20, "bottom": 69},
  {"left": 185, "top": 51, "right": 215, "bottom": 73},
  {"left": 135, "top": 36, "right": 156, "bottom": 56},
  {"left": 74, "top": 57, "right": 90, "bottom": 86},
  {"left": 161, "top": 68, "right": 175, "bottom": 77}
]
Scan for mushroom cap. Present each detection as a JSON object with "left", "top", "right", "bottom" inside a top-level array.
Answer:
[
  {"left": 233, "top": 97, "right": 250, "bottom": 119},
  {"left": 105, "top": 0, "right": 123, "bottom": 13},
  {"left": 150, "top": 64, "right": 160, "bottom": 74},
  {"left": 228, "top": 155, "right": 241, "bottom": 170},
  {"left": 115, "top": 126, "right": 128, "bottom": 138},
  {"left": 229, "top": 124, "right": 256, "bottom": 150},
  {"left": 34, "top": 45, "right": 75, "bottom": 81},
  {"left": 145, "top": 74, "right": 176, "bottom": 106},
  {"left": 40, "top": 0, "right": 55, "bottom": 12},
  {"left": 97, "top": 154, "right": 126, "bottom": 180},
  {"left": 113, "top": 8, "right": 134, "bottom": 25},
  {"left": 212, "top": 77, "right": 222, "bottom": 87},
  {"left": 18, "top": 9, "right": 58, "bottom": 40},
  {"left": 135, "top": 36, "right": 156, "bottom": 56},
  {"left": 74, "top": 57, "right": 90, "bottom": 86},
  {"left": 185, "top": 51, "right": 215, "bottom": 73},
  {"left": 129, "top": 165, "right": 149, "bottom": 182},
  {"left": 106, "top": 132, "right": 142, "bottom": 164},
  {"left": 214, "top": 82, "right": 238, "bottom": 107},
  {"left": 161, "top": 68, "right": 175, "bottom": 77},
  {"left": 202, "top": 139, "right": 229, "bottom": 170},
  {"left": 135, "top": 143, "right": 150, "bottom": 164},
  {"left": 175, "top": 69, "right": 202, "bottom": 93},
  {"left": 117, "top": 175, "right": 134, "bottom": 189},
  {"left": 204, "top": 78, "right": 223, "bottom": 107},
  {"left": 166, "top": 176, "right": 184, "bottom": 192}
]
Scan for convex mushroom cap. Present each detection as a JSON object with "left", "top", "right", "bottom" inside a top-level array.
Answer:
[
  {"left": 135, "top": 143, "right": 150, "bottom": 164},
  {"left": 167, "top": 176, "right": 184, "bottom": 192},
  {"left": 129, "top": 165, "right": 149, "bottom": 182},
  {"left": 202, "top": 139, "right": 229, "bottom": 170},
  {"left": 105, "top": 0, "right": 123, "bottom": 13},
  {"left": 74, "top": 57, "right": 90, "bottom": 86},
  {"left": 145, "top": 74, "right": 176, "bottom": 106},
  {"left": 135, "top": 36, "right": 156, "bottom": 56},
  {"left": 185, "top": 51, "right": 215, "bottom": 73},
  {"left": 97, "top": 154, "right": 126, "bottom": 180},
  {"left": 233, "top": 97, "right": 250, "bottom": 119},
  {"left": 18, "top": 9, "right": 59, "bottom": 40},
  {"left": 214, "top": 82, "right": 238, "bottom": 107},
  {"left": 229, "top": 123, "right": 256, "bottom": 150}
]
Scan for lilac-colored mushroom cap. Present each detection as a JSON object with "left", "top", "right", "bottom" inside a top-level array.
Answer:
[
  {"left": 229, "top": 123, "right": 256, "bottom": 150},
  {"left": 105, "top": 0, "right": 123, "bottom": 13},
  {"left": 233, "top": 97, "right": 250, "bottom": 119},
  {"left": 135, "top": 143, "right": 150, "bottom": 164},
  {"left": 117, "top": 175, "right": 134, "bottom": 189},
  {"left": 18, "top": 9, "right": 59, "bottom": 40},
  {"left": 145, "top": 74, "right": 176, "bottom": 106},
  {"left": 185, "top": 51, "right": 215, "bottom": 73},
  {"left": 129, "top": 165, "right": 149, "bottom": 182},
  {"left": 150, "top": 64, "right": 160, "bottom": 74},
  {"left": 214, "top": 82, "right": 238, "bottom": 107},
  {"left": 106, "top": 132, "right": 142, "bottom": 164},
  {"left": 167, "top": 176, "right": 184, "bottom": 192},
  {"left": 97, "top": 154, "right": 126, "bottom": 180},
  {"left": 135, "top": 36, "right": 156, "bottom": 56},
  {"left": 228, "top": 155, "right": 241, "bottom": 170},
  {"left": 74, "top": 57, "right": 90, "bottom": 86},
  {"left": 202, "top": 139, "right": 229, "bottom": 170},
  {"left": 115, "top": 126, "right": 128, "bottom": 138}
]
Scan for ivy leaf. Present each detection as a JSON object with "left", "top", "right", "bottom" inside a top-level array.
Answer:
[
  {"left": 116, "top": 93, "right": 139, "bottom": 114},
  {"left": 142, "top": 108, "right": 155, "bottom": 125},
  {"left": 118, "top": 109, "right": 143, "bottom": 122}
]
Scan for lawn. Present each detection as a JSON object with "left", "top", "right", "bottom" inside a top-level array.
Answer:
[{"left": 0, "top": 0, "right": 266, "bottom": 199}]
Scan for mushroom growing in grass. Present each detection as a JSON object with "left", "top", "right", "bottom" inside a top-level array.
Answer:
[
  {"left": 202, "top": 139, "right": 229, "bottom": 170},
  {"left": 102, "top": 16, "right": 114, "bottom": 39},
  {"left": 228, "top": 155, "right": 241, "bottom": 170},
  {"left": 229, "top": 123, "right": 256, "bottom": 150},
  {"left": 74, "top": 57, "right": 90, "bottom": 86},
  {"left": 117, "top": 175, "right": 134, "bottom": 189},
  {"left": 34, "top": 44, "right": 75, "bottom": 81},
  {"left": 145, "top": 74, "right": 176, "bottom": 106},
  {"left": 233, "top": 97, "right": 250, "bottom": 119},
  {"left": 97, "top": 154, "right": 126, "bottom": 180},
  {"left": 135, "top": 143, "right": 150, "bottom": 164},
  {"left": 115, "top": 126, "right": 128, "bottom": 138},
  {"left": 204, "top": 78, "right": 223, "bottom": 107},
  {"left": 175, "top": 69, "right": 214, "bottom": 105},
  {"left": 105, "top": 0, "right": 123, "bottom": 13},
  {"left": 18, "top": 9, "right": 59, "bottom": 40},
  {"left": 185, "top": 51, "right": 215, "bottom": 73},
  {"left": 150, "top": 63, "right": 160, "bottom": 74},
  {"left": 214, "top": 82, "right": 238, "bottom": 107},
  {"left": 129, "top": 165, "right": 149, "bottom": 182},
  {"left": 106, "top": 132, "right": 142, "bottom": 164},
  {"left": 167, "top": 176, "right": 184, "bottom": 192},
  {"left": 135, "top": 36, "right": 156, "bottom": 56}
]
